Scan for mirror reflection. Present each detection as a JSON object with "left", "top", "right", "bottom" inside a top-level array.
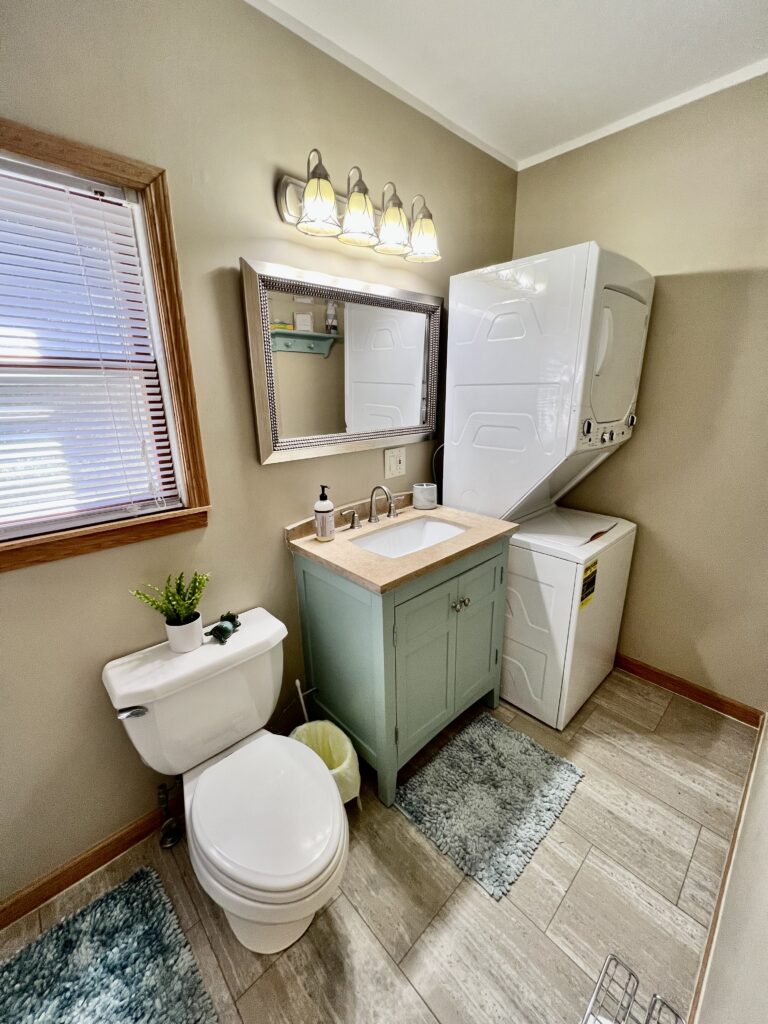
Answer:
[{"left": 268, "top": 291, "right": 430, "bottom": 439}]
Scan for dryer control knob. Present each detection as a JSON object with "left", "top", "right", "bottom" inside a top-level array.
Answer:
[
  {"left": 626, "top": 413, "right": 637, "bottom": 427},
  {"left": 608, "top": 430, "right": 615, "bottom": 442},
  {"left": 582, "top": 419, "right": 593, "bottom": 436},
  {"left": 600, "top": 431, "right": 609, "bottom": 444}
]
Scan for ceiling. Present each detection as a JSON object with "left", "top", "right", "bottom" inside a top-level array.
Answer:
[{"left": 245, "top": 0, "right": 768, "bottom": 169}]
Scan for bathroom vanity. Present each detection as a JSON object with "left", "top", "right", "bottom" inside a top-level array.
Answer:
[{"left": 288, "top": 502, "right": 516, "bottom": 803}]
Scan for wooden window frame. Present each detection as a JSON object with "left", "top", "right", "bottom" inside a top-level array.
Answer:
[{"left": 0, "top": 118, "right": 210, "bottom": 572}]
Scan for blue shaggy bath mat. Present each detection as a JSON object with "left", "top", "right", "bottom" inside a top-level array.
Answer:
[
  {"left": 0, "top": 868, "right": 217, "bottom": 1024},
  {"left": 395, "top": 713, "right": 583, "bottom": 899}
]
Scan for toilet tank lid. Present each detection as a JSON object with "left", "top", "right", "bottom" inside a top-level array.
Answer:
[{"left": 102, "top": 607, "right": 287, "bottom": 708}]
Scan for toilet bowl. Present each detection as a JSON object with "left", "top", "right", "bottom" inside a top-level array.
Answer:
[
  {"left": 102, "top": 606, "right": 348, "bottom": 953},
  {"left": 183, "top": 730, "right": 348, "bottom": 952}
]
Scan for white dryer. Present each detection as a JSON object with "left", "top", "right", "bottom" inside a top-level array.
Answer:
[
  {"left": 443, "top": 242, "right": 654, "bottom": 520},
  {"left": 443, "top": 242, "right": 654, "bottom": 729}
]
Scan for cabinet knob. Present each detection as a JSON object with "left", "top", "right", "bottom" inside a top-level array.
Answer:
[
  {"left": 461, "top": 596, "right": 471, "bottom": 607},
  {"left": 451, "top": 601, "right": 463, "bottom": 613}
]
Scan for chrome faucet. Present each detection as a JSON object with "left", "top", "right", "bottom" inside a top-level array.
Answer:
[{"left": 368, "top": 484, "right": 398, "bottom": 523}]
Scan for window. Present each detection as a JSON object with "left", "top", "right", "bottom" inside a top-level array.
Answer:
[{"left": 0, "top": 119, "right": 208, "bottom": 571}]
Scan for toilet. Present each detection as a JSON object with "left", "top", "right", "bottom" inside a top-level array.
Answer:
[{"left": 102, "top": 607, "right": 349, "bottom": 953}]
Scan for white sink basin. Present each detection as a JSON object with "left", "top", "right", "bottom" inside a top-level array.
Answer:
[{"left": 351, "top": 518, "right": 466, "bottom": 559}]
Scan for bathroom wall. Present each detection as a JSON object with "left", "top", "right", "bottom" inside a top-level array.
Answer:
[
  {"left": 514, "top": 75, "right": 768, "bottom": 711},
  {"left": 0, "top": 0, "right": 516, "bottom": 899}
]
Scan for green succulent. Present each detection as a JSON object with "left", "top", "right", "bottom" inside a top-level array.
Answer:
[{"left": 131, "top": 570, "right": 210, "bottom": 626}]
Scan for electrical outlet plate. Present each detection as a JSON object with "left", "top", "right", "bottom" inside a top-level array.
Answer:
[{"left": 384, "top": 447, "right": 406, "bottom": 479}]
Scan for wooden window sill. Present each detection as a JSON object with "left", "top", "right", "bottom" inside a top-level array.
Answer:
[{"left": 0, "top": 507, "right": 209, "bottom": 572}]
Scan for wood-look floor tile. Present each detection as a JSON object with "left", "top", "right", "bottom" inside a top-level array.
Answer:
[
  {"left": 574, "top": 707, "right": 743, "bottom": 837},
  {"left": 0, "top": 908, "right": 40, "bottom": 961},
  {"left": 401, "top": 878, "right": 593, "bottom": 1024},
  {"left": 548, "top": 848, "right": 706, "bottom": 1013},
  {"left": 499, "top": 698, "right": 595, "bottom": 743},
  {"left": 590, "top": 671, "right": 672, "bottom": 730},
  {"left": 655, "top": 695, "right": 756, "bottom": 777},
  {"left": 505, "top": 820, "right": 590, "bottom": 931},
  {"left": 507, "top": 710, "right": 700, "bottom": 901},
  {"left": 678, "top": 828, "right": 730, "bottom": 927},
  {"left": 172, "top": 839, "right": 276, "bottom": 1000},
  {"left": 38, "top": 833, "right": 198, "bottom": 932},
  {"left": 237, "top": 894, "right": 438, "bottom": 1024},
  {"left": 186, "top": 921, "right": 242, "bottom": 1024},
  {"left": 342, "top": 784, "right": 462, "bottom": 962}
]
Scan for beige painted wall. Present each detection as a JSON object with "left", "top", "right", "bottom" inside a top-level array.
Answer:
[
  {"left": 0, "top": 0, "right": 516, "bottom": 898},
  {"left": 514, "top": 76, "right": 768, "bottom": 711}
]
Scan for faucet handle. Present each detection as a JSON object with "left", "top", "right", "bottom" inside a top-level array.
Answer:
[
  {"left": 341, "top": 508, "right": 361, "bottom": 530},
  {"left": 387, "top": 497, "right": 398, "bottom": 519}
]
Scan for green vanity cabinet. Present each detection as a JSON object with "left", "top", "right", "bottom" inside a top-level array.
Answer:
[{"left": 292, "top": 539, "right": 507, "bottom": 805}]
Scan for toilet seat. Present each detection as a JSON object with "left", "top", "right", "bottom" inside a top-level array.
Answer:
[{"left": 190, "top": 733, "right": 344, "bottom": 900}]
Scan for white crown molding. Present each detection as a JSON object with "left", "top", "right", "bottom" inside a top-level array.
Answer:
[
  {"left": 516, "top": 57, "right": 768, "bottom": 170},
  {"left": 245, "top": 2, "right": 767, "bottom": 175},
  {"left": 244, "top": 0, "right": 519, "bottom": 169}
]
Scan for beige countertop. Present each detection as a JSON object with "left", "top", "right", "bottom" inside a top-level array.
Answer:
[{"left": 286, "top": 500, "right": 517, "bottom": 593}]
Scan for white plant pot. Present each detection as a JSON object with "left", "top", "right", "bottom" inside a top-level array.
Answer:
[{"left": 165, "top": 614, "right": 203, "bottom": 654}]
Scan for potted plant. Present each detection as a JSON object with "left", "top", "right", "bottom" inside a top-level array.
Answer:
[{"left": 131, "top": 571, "right": 210, "bottom": 653}]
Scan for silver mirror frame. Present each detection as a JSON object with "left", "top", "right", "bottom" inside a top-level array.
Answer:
[{"left": 240, "top": 259, "right": 442, "bottom": 464}]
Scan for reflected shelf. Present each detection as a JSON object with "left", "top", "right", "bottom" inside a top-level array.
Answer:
[{"left": 270, "top": 329, "right": 342, "bottom": 357}]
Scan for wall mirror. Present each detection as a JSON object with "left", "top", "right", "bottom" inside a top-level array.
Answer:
[{"left": 240, "top": 260, "right": 442, "bottom": 462}]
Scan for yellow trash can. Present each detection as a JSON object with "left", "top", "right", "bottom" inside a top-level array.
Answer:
[{"left": 290, "top": 719, "right": 361, "bottom": 808}]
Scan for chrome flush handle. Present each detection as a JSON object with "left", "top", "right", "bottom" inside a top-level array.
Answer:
[{"left": 117, "top": 705, "right": 148, "bottom": 720}]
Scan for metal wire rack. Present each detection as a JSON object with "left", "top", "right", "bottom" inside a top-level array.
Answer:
[{"left": 581, "top": 955, "right": 685, "bottom": 1024}]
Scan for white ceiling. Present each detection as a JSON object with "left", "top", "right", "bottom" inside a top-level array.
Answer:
[{"left": 245, "top": 0, "right": 768, "bottom": 169}]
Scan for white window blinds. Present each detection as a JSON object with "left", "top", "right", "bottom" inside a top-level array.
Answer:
[{"left": 0, "top": 159, "right": 183, "bottom": 541}]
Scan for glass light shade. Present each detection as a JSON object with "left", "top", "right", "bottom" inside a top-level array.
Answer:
[
  {"left": 374, "top": 182, "right": 411, "bottom": 255},
  {"left": 297, "top": 151, "right": 341, "bottom": 237},
  {"left": 374, "top": 207, "right": 411, "bottom": 255},
  {"left": 297, "top": 175, "right": 341, "bottom": 236},
  {"left": 338, "top": 189, "right": 378, "bottom": 247},
  {"left": 405, "top": 212, "right": 441, "bottom": 262}
]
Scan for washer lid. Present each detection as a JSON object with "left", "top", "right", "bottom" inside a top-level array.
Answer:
[{"left": 191, "top": 734, "right": 343, "bottom": 894}]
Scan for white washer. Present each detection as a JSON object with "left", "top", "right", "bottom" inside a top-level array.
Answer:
[{"left": 502, "top": 508, "right": 636, "bottom": 729}]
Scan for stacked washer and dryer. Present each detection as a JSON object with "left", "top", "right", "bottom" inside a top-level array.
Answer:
[{"left": 443, "top": 242, "right": 654, "bottom": 730}]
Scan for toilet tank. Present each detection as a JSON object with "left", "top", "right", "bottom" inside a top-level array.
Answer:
[{"left": 102, "top": 608, "right": 287, "bottom": 775}]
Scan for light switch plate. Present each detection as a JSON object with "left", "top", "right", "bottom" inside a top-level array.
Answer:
[{"left": 384, "top": 447, "right": 406, "bottom": 479}]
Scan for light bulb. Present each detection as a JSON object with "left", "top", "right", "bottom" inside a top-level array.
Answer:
[
  {"left": 338, "top": 167, "right": 378, "bottom": 247},
  {"left": 374, "top": 182, "right": 411, "bottom": 255},
  {"left": 405, "top": 195, "right": 441, "bottom": 262},
  {"left": 296, "top": 149, "right": 341, "bottom": 237}
]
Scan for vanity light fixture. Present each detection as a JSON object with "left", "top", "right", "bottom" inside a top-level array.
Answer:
[
  {"left": 373, "top": 182, "right": 411, "bottom": 256},
  {"left": 296, "top": 149, "right": 341, "bottom": 237},
  {"left": 405, "top": 195, "right": 441, "bottom": 263},
  {"left": 277, "top": 151, "right": 441, "bottom": 261},
  {"left": 338, "top": 166, "right": 378, "bottom": 247}
]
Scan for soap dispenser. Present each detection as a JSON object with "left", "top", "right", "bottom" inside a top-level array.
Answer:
[{"left": 314, "top": 484, "right": 335, "bottom": 542}]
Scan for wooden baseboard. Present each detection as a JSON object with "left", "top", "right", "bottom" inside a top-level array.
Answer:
[
  {"left": 614, "top": 653, "right": 763, "bottom": 728},
  {"left": 0, "top": 809, "right": 162, "bottom": 931},
  {"left": 687, "top": 713, "right": 764, "bottom": 1021}
]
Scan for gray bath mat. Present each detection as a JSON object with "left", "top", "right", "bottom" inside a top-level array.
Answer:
[
  {"left": 0, "top": 868, "right": 217, "bottom": 1024},
  {"left": 395, "top": 713, "right": 583, "bottom": 899}
]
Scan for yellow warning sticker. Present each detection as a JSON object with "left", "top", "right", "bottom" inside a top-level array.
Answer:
[{"left": 581, "top": 559, "right": 598, "bottom": 607}]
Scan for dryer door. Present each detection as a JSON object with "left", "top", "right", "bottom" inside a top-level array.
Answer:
[{"left": 589, "top": 288, "right": 649, "bottom": 424}]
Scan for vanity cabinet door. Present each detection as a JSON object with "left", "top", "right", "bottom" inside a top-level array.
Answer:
[
  {"left": 454, "top": 559, "right": 504, "bottom": 713},
  {"left": 394, "top": 578, "right": 458, "bottom": 764}
]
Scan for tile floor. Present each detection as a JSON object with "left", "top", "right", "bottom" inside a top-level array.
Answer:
[{"left": 1, "top": 670, "right": 757, "bottom": 1024}]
